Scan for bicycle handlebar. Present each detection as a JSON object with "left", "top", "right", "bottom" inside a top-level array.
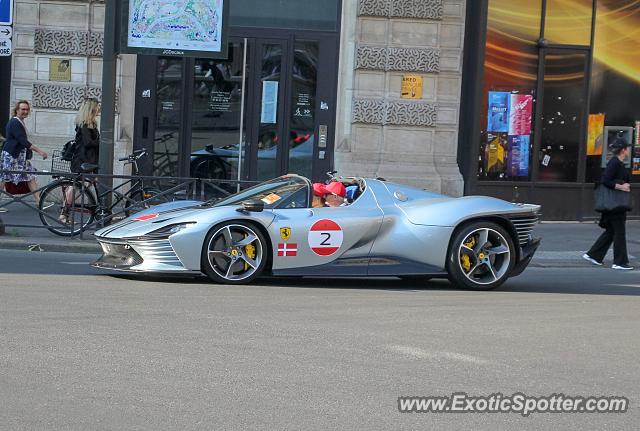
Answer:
[{"left": 118, "top": 148, "right": 147, "bottom": 162}]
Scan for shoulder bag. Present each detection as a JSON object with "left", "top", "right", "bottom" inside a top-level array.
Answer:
[{"left": 594, "top": 183, "right": 632, "bottom": 212}]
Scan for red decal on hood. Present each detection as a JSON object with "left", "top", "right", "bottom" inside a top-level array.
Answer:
[{"left": 134, "top": 213, "right": 159, "bottom": 221}]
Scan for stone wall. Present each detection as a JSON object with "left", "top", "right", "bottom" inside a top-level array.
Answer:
[
  {"left": 335, "top": 0, "right": 465, "bottom": 196},
  {"left": 10, "top": 0, "right": 135, "bottom": 175}
]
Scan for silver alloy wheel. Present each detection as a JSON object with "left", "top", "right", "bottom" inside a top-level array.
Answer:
[
  {"left": 457, "top": 227, "right": 511, "bottom": 286},
  {"left": 206, "top": 224, "right": 264, "bottom": 281}
]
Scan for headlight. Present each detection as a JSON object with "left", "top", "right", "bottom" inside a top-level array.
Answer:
[{"left": 139, "top": 222, "right": 196, "bottom": 239}]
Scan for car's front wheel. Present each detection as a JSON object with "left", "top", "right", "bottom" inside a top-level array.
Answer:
[
  {"left": 446, "top": 221, "right": 515, "bottom": 290},
  {"left": 201, "top": 221, "right": 268, "bottom": 284}
]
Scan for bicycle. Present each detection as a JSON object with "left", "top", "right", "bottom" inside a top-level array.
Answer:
[{"left": 38, "top": 149, "right": 168, "bottom": 236}]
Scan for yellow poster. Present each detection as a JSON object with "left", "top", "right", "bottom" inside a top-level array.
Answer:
[
  {"left": 401, "top": 75, "right": 423, "bottom": 99},
  {"left": 587, "top": 113, "right": 605, "bottom": 156},
  {"left": 49, "top": 58, "right": 71, "bottom": 82}
]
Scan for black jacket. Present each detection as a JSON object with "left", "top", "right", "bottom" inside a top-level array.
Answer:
[
  {"left": 70, "top": 124, "right": 100, "bottom": 173},
  {"left": 601, "top": 156, "right": 630, "bottom": 190},
  {"left": 3, "top": 117, "right": 32, "bottom": 158}
]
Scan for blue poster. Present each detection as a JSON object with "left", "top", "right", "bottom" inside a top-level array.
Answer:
[
  {"left": 260, "top": 81, "right": 278, "bottom": 124},
  {"left": 487, "top": 91, "right": 509, "bottom": 133},
  {"left": 507, "top": 135, "right": 530, "bottom": 177}
]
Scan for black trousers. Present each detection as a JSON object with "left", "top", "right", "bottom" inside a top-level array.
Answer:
[{"left": 587, "top": 212, "right": 629, "bottom": 265}]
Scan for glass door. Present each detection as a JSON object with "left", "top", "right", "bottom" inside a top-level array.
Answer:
[
  {"left": 134, "top": 33, "right": 339, "bottom": 184},
  {"left": 189, "top": 39, "right": 248, "bottom": 184}
]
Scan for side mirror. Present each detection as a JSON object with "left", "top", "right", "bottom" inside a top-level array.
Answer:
[{"left": 237, "top": 199, "right": 264, "bottom": 213}]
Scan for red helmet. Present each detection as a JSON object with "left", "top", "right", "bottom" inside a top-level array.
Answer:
[{"left": 325, "top": 181, "right": 346, "bottom": 198}]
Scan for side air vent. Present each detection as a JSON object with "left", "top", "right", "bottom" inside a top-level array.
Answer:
[{"left": 510, "top": 214, "right": 539, "bottom": 246}]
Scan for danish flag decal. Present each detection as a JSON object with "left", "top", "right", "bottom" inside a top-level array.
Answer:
[{"left": 277, "top": 243, "right": 298, "bottom": 257}]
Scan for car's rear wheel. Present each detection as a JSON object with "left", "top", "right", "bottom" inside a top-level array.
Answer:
[
  {"left": 201, "top": 221, "right": 268, "bottom": 284},
  {"left": 446, "top": 221, "right": 515, "bottom": 290}
]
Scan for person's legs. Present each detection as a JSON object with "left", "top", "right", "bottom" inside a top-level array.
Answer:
[
  {"left": 610, "top": 213, "right": 629, "bottom": 266},
  {"left": 27, "top": 179, "right": 40, "bottom": 205},
  {"left": 587, "top": 214, "right": 614, "bottom": 263}
]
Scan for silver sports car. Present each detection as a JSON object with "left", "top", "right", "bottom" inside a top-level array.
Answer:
[{"left": 92, "top": 174, "right": 541, "bottom": 290}]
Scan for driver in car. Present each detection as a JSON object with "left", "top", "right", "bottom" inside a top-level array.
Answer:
[{"left": 324, "top": 181, "right": 346, "bottom": 207}]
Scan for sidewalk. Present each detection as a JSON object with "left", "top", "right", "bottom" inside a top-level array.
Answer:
[{"left": 0, "top": 201, "right": 639, "bottom": 268}]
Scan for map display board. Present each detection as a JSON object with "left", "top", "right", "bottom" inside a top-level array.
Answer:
[{"left": 121, "top": 0, "right": 229, "bottom": 58}]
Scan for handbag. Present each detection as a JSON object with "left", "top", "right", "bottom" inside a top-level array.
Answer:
[
  {"left": 594, "top": 184, "right": 632, "bottom": 212},
  {"left": 26, "top": 148, "right": 33, "bottom": 160},
  {"left": 5, "top": 181, "right": 31, "bottom": 195}
]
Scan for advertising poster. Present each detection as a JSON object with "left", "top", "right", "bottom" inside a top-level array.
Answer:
[
  {"left": 508, "top": 94, "right": 533, "bottom": 135},
  {"left": 260, "top": 81, "right": 278, "bottom": 124},
  {"left": 507, "top": 135, "right": 530, "bottom": 177},
  {"left": 485, "top": 132, "right": 508, "bottom": 175},
  {"left": 487, "top": 91, "right": 509, "bottom": 132},
  {"left": 633, "top": 121, "right": 640, "bottom": 175},
  {"left": 587, "top": 113, "right": 605, "bottom": 156}
]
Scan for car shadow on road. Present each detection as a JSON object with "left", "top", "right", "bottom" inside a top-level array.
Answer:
[{"left": 106, "top": 274, "right": 640, "bottom": 296}]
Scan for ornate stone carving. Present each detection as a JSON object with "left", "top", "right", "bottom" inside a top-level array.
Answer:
[
  {"left": 32, "top": 84, "right": 102, "bottom": 110},
  {"left": 358, "top": 0, "right": 389, "bottom": 16},
  {"left": 386, "top": 101, "right": 437, "bottom": 126},
  {"left": 88, "top": 32, "right": 104, "bottom": 57},
  {"left": 352, "top": 98, "right": 386, "bottom": 124},
  {"left": 387, "top": 47, "right": 439, "bottom": 73},
  {"left": 355, "top": 45, "right": 388, "bottom": 70},
  {"left": 352, "top": 97, "right": 437, "bottom": 127},
  {"left": 356, "top": 45, "right": 439, "bottom": 73},
  {"left": 359, "top": 0, "right": 443, "bottom": 19},
  {"left": 390, "top": 0, "right": 443, "bottom": 19},
  {"left": 34, "top": 29, "right": 104, "bottom": 57}
]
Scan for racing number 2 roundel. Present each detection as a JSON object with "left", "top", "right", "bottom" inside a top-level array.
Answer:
[{"left": 308, "top": 219, "right": 343, "bottom": 256}]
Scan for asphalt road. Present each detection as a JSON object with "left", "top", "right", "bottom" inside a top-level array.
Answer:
[{"left": 0, "top": 250, "right": 639, "bottom": 430}]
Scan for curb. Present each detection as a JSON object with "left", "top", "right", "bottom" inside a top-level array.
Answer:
[{"left": 0, "top": 237, "right": 101, "bottom": 254}]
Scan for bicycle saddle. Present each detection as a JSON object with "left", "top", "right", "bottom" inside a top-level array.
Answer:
[{"left": 80, "top": 163, "right": 99, "bottom": 173}]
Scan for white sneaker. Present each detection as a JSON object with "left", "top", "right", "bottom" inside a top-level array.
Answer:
[
  {"left": 612, "top": 264, "right": 633, "bottom": 270},
  {"left": 582, "top": 254, "right": 603, "bottom": 266}
]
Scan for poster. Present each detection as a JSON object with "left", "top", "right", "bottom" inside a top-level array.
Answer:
[
  {"left": 633, "top": 121, "right": 640, "bottom": 175},
  {"left": 485, "top": 133, "right": 508, "bottom": 175},
  {"left": 587, "top": 113, "right": 605, "bottom": 156},
  {"left": 260, "top": 81, "right": 278, "bottom": 124},
  {"left": 127, "top": 0, "right": 226, "bottom": 56},
  {"left": 209, "top": 91, "right": 232, "bottom": 112},
  {"left": 508, "top": 94, "right": 532, "bottom": 135},
  {"left": 487, "top": 91, "right": 509, "bottom": 132},
  {"left": 507, "top": 135, "right": 530, "bottom": 177}
]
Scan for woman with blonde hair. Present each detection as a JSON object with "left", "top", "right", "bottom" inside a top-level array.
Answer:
[
  {"left": 1, "top": 100, "right": 48, "bottom": 204},
  {"left": 70, "top": 97, "right": 100, "bottom": 174},
  {"left": 59, "top": 98, "right": 100, "bottom": 223}
]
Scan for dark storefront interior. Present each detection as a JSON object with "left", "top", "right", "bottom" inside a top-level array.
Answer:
[
  {"left": 460, "top": 0, "right": 640, "bottom": 219},
  {"left": 132, "top": 0, "right": 341, "bottom": 187}
]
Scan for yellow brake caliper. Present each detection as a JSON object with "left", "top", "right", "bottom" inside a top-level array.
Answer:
[
  {"left": 244, "top": 241, "right": 256, "bottom": 270},
  {"left": 461, "top": 235, "right": 476, "bottom": 272}
]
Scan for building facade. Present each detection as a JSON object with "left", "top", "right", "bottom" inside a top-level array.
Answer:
[
  {"left": 8, "top": 0, "right": 639, "bottom": 220},
  {"left": 5, "top": 0, "right": 466, "bottom": 197},
  {"left": 459, "top": 0, "right": 640, "bottom": 219}
]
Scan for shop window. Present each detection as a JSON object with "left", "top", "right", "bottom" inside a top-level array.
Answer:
[
  {"left": 544, "top": 0, "right": 594, "bottom": 46},
  {"left": 587, "top": 0, "right": 640, "bottom": 182},
  {"left": 478, "top": 0, "right": 541, "bottom": 181},
  {"left": 538, "top": 52, "right": 588, "bottom": 182}
]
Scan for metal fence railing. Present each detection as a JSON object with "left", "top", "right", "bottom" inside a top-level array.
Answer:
[{"left": 0, "top": 169, "right": 258, "bottom": 239}]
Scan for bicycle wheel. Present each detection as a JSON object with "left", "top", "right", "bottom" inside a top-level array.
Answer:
[
  {"left": 124, "top": 188, "right": 170, "bottom": 216},
  {"left": 39, "top": 180, "right": 96, "bottom": 236}
]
